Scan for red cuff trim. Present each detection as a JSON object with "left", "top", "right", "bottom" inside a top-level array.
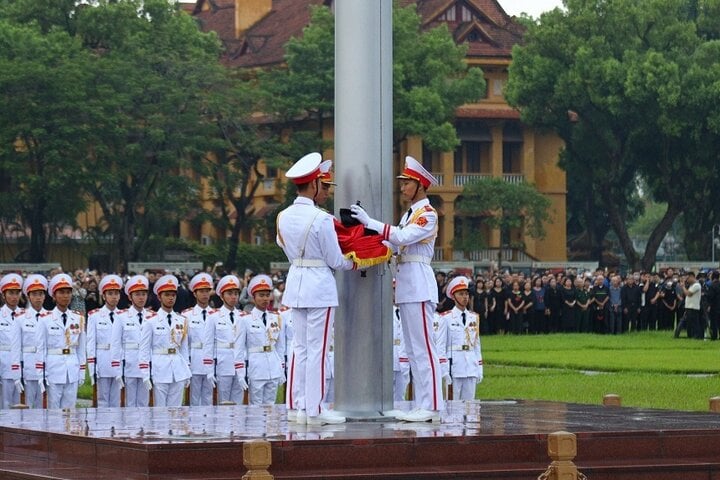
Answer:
[{"left": 111, "top": 361, "right": 120, "bottom": 367}]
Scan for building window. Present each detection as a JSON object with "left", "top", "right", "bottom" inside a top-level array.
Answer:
[
  {"left": 440, "top": 6, "right": 456, "bottom": 21},
  {"left": 502, "top": 143, "right": 522, "bottom": 174},
  {"left": 455, "top": 140, "right": 490, "bottom": 173},
  {"left": 460, "top": 4, "right": 473, "bottom": 22}
]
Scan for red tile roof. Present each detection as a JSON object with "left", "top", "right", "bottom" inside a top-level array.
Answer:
[{"left": 191, "top": 0, "right": 524, "bottom": 67}]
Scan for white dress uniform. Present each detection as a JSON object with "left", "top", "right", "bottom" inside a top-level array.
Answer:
[
  {"left": 19, "top": 274, "right": 49, "bottom": 409},
  {"left": 244, "top": 306, "right": 285, "bottom": 405},
  {"left": 36, "top": 306, "right": 86, "bottom": 409},
  {"left": 20, "top": 307, "right": 48, "bottom": 409},
  {"left": 434, "top": 311, "right": 451, "bottom": 399},
  {"left": 111, "top": 305, "right": 156, "bottom": 407},
  {"left": 323, "top": 328, "right": 334, "bottom": 408},
  {"left": 351, "top": 156, "right": 443, "bottom": 421},
  {"left": 203, "top": 303, "right": 247, "bottom": 404},
  {"left": 87, "top": 305, "right": 123, "bottom": 407},
  {"left": 393, "top": 306, "right": 410, "bottom": 402},
  {"left": 276, "top": 153, "right": 354, "bottom": 422},
  {"left": 445, "top": 306, "right": 483, "bottom": 400},
  {"left": 0, "top": 303, "right": 23, "bottom": 409},
  {"left": 139, "top": 309, "right": 191, "bottom": 407},
  {"left": 185, "top": 304, "right": 214, "bottom": 406}
]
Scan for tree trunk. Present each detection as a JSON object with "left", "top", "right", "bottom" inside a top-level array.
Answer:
[
  {"left": 604, "top": 189, "right": 640, "bottom": 271},
  {"left": 28, "top": 200, "right": 46, "bottom": 262},
  {"left": 225, "top": 205, "right": 245, "bottom": 272},
  {"left": 641, "top": 202, "right": 681, "bottom": 272}
]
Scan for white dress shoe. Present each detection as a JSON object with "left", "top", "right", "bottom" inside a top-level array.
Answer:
[
  {"left": 401, "top": 408, "right": 440, "bottom": 423},
  {"left": 306, "top": 412, "right": 346, "bottom": 425},
  {"left": 295, "top": 410, "right": 307, "bottom": 424},
  {"left": 382, "top": 409, "right": 407, "bottom": 420},
  {"left": 287, "top": 409, "right": 298, "bottom": 421}
]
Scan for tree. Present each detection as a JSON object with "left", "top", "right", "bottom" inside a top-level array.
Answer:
[
  {"left": 455, "top": 177, "right": 552, "bottom": 257},
  {"left": 75, "top": 0, "right": 226, "bottom": 270},
  {"left": 264, "top": 3, "right": 486, "bottom": 152},
  {"left": 0, "top": 16, "right": 92, "bottom": 261},
  {"left": 506, "top": 0, "right": 720, "bottom": 270}
]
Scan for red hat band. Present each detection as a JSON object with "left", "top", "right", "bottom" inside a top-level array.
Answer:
[{"left": 402, "top": 167, "right": 431, "bottom": 189}]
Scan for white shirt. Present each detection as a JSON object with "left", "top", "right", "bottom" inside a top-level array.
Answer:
[
  {"left": 276, "top": 196, "right": 353, "bottom": 308},
  {"left": 685, "top": 282, "right": 702, "bottom": 310}
]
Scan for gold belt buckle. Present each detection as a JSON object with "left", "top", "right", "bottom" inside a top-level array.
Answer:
[
  {"left": 62, "top": 348, "right": 71, "bottom": 355},
  {"left": 394, "top": 339, "right": 401, "bottom": 346},
  {"left": 328, "top": 346, "right": 334, "bottom": 352},
  {"left": 263, "top": 346, "right": 271, "bottom": 352},
  {"left": 167, "top": 348, "right": 176, "bottom": 354},
  {"left": 461, "top": 345, "right": 470, "bottom": 351}
]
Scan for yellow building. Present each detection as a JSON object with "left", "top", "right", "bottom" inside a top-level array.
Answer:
[{"left": 186, "top": 0, "right": 567, "bottom": 263}]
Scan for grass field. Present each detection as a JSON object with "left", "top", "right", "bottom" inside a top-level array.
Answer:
[
  {"left": 78, "top": 332, "right": 720, "bottom": 412},
  {"left": 479, "top": 331, "right": 720, "bottom": 411}
]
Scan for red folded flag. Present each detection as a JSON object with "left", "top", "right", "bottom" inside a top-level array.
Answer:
[{"left": 334, "top": 218, "right": 391, "bottom": 269}]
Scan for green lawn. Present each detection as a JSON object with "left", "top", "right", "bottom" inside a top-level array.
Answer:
[
  {"left": 79, "top": 332, "right": 720, "bottom": 412},
  {"left": 479, "top": 332, "right": 720, "bottom": 411}
]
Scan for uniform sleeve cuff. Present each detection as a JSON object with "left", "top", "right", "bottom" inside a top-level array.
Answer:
[{"left": 367, "top": 219, "right": 385, "bottom": 235}]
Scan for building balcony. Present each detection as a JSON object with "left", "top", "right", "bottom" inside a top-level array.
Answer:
[
  {"left": 452, "top": 248, "right": 536, "bottom": 263},
  {"left": 451, "top": 173, "right": 525, "bottom": 187}
]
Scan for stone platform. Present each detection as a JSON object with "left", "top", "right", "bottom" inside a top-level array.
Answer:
[{"left": 1, "top": 400, "right": 720, "bottom": 479}]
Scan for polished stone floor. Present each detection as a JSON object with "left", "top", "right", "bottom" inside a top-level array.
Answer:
[{"left": 2, "top": 399, "right": 720, "bottom": 444}]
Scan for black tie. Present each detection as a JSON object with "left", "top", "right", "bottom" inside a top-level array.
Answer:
[
  {"left": 406, "top": 208, "right": 412, "bottom": 222},
  {"left": 109, "top": 311, "right": 114, "bottom": 324},
  {"left": 462, "top": 312, "right": 466, "bottom": 326},
  {"left": 62, "top": 312, "right": 67, "bottom": 327},
  {"left": 137, "top": 312, "right": 143, "bottom": 325},
  {"left": 10, "top": 311, "right": 15, "bottom": 320},
  {"left": 229, "top": 311, "right": 234, "bottom": 324},
  {"left": 36, "top": 312, "right": 40, "bottom": 322},
  {"left": 202, "top": 309, "right": 207, "bottom": 322},
  {"left": 395, "top": 308, "right": 400, "bottom": 320},
  {"left": 167, "top": 313, "right": 172, "bottom": 327},
  {"left": 262, "top": 312, "right": 267, "bottom": 326}
]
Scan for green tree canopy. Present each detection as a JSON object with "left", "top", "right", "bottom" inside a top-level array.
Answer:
[
  {"left": 455, "top": 177, "right": 552, "bottom": 253},
  {"left": 506, "top": 0, "right": 720, "bottom": 270}
]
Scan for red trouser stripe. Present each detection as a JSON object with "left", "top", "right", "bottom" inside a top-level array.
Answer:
[
  {"left": 288, "top": 352, "right": 295, "bottom": 409},
  {"left": 319, "top": 307, "right": 331, "bottom": 414}
]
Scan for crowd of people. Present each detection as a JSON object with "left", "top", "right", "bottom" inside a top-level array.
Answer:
[{"left": 434, "top": 266, "right": 720, "bottom": 339}]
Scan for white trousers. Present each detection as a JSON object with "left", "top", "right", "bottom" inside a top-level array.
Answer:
[
  {"left": 249, "top": 378, "right": 279, "bottom": 405},
  {"left": 190, "top": 373, "right": 214, "bottom": 406},
  {"left": 1, "top": 378, "right": 21, "bottom": 409},
  {"left": 97, "top": 376, "right": 122, "bottom": 408},
  {"left": 124, "top": 377, "right": 149, "bottom": 407},
  {"left": 452, "top": 376, "right": 478, "bottom": 401},
  {"left": 393, "top": 369, "right": 410, "bottom": 401},
  {"left": 217, "top": 375, "right": 244, "bottom": 405},
  {"left": 398, "top": 302, "right": 443, "bottom": 412},
  {"left": 24, "top": 380, "right": 42, "bottom": 409},
  {"left": 47, "top": 381, "right": 78, "bottom": 409},
  {"left": 287, "top": 307, "right": 333, "bottom": 417},
  {"left": 153, "top": 381, "right": 185, "bottom": 407}
]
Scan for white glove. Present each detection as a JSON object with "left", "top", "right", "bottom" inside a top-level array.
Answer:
[
  {"left": 116, "top": 376, "right": 125, "bottom": 389},
  {"left": 184, "top": 379, "right": 191, "bottom": 389},
  {"left": 39, "top": 379, "right": 46, "bottom": 394},
  {"left": 349, "top": 204, "right": 370, "bottom": 226},
  {"left": 236, "top": 374, "right": 248, "bottom": 391},
  {"left": 443, "top": 373, "right": 452, "bottom": 386},
  {"left": 207, "top": 373, "right": 216, "bottom": 389},
  {"left": 15, "top": 379, "right": 24, "bottom": 393},
  {"left": 90, "top": 375, "right": 95, "bottom": 386},
  {"left": 144, "top": 378, "right": 153, "bottom": 391}
]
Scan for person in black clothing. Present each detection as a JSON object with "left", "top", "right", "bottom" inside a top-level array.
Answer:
[
  {"left": 621, "top": 274, "right": 642, "bottom": 332},
  {"left": 639, "top": 272, "right": 660, "bottom": 330},
  {"left": 590, "top": 275, "right": 610, "bottom": 333},
  {"left": 521, "top": 280, "right": 534, "bottom": 334},
  {"left": 706, "top": 271, "right": 720, "bottom": 341},
  {"left": 560, "top": 277, "right": 577, "bottom": 332},
  {"left": 505, "top": 281, "right": 525, "bottom": 335},
  {"left": 545, "top": 277, "right": 563, "bottom": 333},
  {"left": 472, "top": 278, "right": 489, "bottom": 335},
  {"left": 488, "top": 277, "right": 507, "bottom": 335},
  {"left": 658, "top": 278, "right": 678, "bottom": 330}
]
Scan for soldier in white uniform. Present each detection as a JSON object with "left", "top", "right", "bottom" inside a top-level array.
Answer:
[
  {"left": 0, "top": 273, "right": 24, "bottom": 408},
  {"left": 20, "top": 274, "right": 49, "bottom": 409},
  {"left": 184, "top": 272, "right": 215, "bottom": 406},
  {"left": 111, "top": 275, "right": 156, "bottom": 407},
  {"left": 87, "top": 275, "right": 124, "bottom": 407},
  {"left": 393, "top": 305, "right": 410, "bottom": 402},
  {"left": 351, "top": 155, "right": 443, "bottom": 422},
  {"left": 36, "top": 273, "right": 86, "bottom": 409},
  {"left": 276, "top": 152, "right": 356, "bottom": 425},
  {"left": 443, "top": 277, "right": 483, "bottom": 400},
  {"left": 243, "top": 274, "right": 285, "bottom": 405},
  {"left": 203, "top": 275, "right": 247, "bottom": 405},
  {"left": 140, "top": 275, "right": 191, "bottom": 407},
  {"left": 434, "top": 310, "right": 451, "bottom": 400}
]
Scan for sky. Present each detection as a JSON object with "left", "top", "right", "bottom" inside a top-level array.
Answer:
[{"left": 498, "top": 0, "right": 565, "bottom": 18}]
